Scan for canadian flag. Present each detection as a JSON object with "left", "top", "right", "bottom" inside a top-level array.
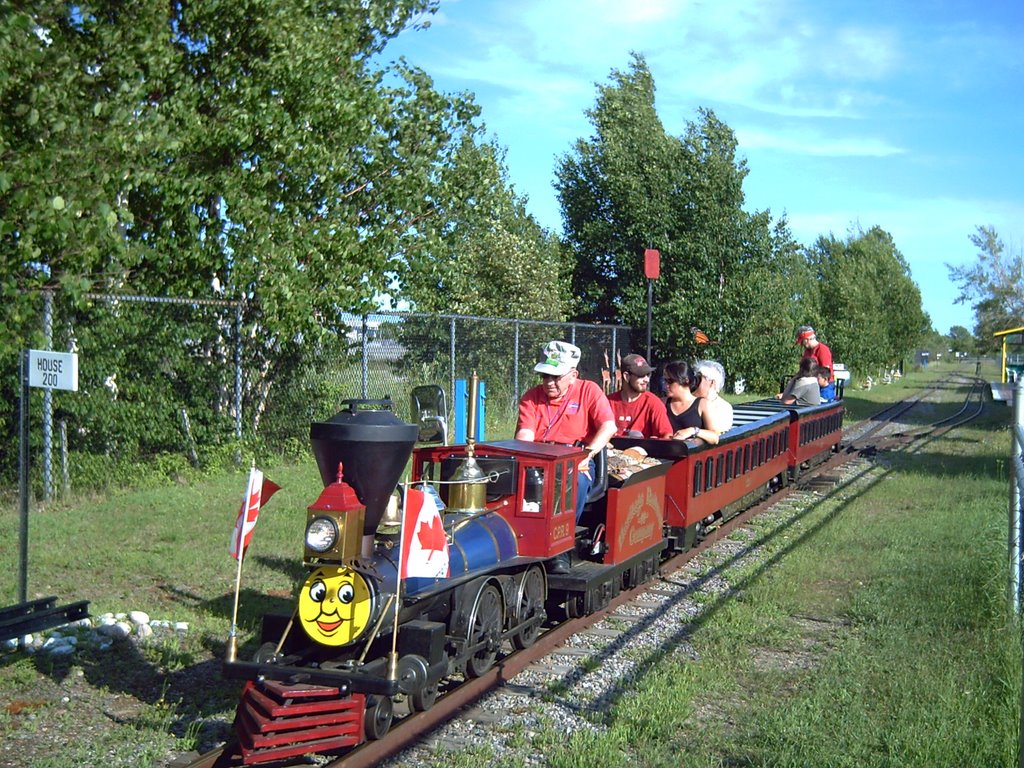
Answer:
[
  {"left": 229, "top": 468, "right": 281, "bottom": 560},
  {"left": 399, "top": 487, "right": 451, "bottom": 579}
]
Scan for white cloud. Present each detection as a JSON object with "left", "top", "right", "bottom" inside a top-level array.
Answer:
[
  {"left": 821, "top": 26, "right": 902, "bottom": 80},
  {"left": 736, "top": 127, "right": 905, "bottom": 157}
]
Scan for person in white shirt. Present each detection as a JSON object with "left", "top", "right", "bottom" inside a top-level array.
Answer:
[{"left": 693, "top": 359, "right": 733, "bottom": 433}]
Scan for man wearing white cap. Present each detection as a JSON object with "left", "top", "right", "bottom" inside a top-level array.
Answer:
[{"left": 516, "top": 340, "right": 616, "bottom": 525}]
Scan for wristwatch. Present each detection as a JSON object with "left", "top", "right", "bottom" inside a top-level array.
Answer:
[{"left": 691, "top": 427, "right": 700, "bottom": 439}]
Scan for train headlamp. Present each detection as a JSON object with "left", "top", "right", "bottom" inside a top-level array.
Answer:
[{"left": 305, "top": 516, "right": 339, "bottom": 553}]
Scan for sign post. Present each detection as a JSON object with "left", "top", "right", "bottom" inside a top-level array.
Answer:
[
  {"left": 18, "top": 353, "right": 29, "bottom": 604},
  {"left": 643, "top": 249, "right": 661, "bottom": 361},
  {"left": 17, "top": 350, "right": 79, "bottom": 604}
]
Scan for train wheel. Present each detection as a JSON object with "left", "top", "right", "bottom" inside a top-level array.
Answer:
[
  {"left": 465, "top": 584, "right": 503, "bottom": 678},
  {"left": 363, "top": 694, "right": 393, "bottom": 740},
  {"left": 511, "top": 566, "right": 546, "bottom": 650},
  {"left": 410, "top": 682, "right": 439, "bottom": 712},
  {"left": 565, "top": 591, "right": 587, "bottom": 619}
]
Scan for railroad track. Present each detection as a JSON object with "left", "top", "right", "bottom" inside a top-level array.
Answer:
[{"left": 172, "top": 376, "right": 987, "bottom": 768}]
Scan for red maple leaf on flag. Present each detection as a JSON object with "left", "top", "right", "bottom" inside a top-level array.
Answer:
[{"left": 416, "top": 515, "right": 447, "bottom": 561}]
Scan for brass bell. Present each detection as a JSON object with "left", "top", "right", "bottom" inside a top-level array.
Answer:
[{"left": 446, "top": 455, "right": 487, "bottom": 514}]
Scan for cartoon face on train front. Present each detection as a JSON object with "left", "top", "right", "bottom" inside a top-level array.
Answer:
[{"left": 298, "top": 566, "right": 372, "bottom": 646}]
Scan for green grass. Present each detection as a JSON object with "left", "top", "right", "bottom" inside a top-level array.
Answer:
[
  {"left": 0, "top": 361, "right": 1017, "bottom": 767},
  {"left": 525, "top": 365, "right": 1021, "bottom": 767}
]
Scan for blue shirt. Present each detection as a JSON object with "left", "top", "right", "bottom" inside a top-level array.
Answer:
[{"left": 819, "top": 382, "right": 836, "bottom": 402}]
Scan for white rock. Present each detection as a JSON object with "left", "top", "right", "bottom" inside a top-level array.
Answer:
[
  {"left": 128, "top": 610, "right": 150, "bottom": 625},
  {"left": 174, "top": 622, "right": 189, "bottom": 633},
  {"left": 48, "top": 644, "right": 75, "bottom": 656},
  {"left": 99, "top": 615, "right": 117, "bottom": 626},
  {"left": 136, "top": 623, "right": 153, "bottom": 639},
  {"left": 97, "top": 622, "right": 130, "bottom": 640}
]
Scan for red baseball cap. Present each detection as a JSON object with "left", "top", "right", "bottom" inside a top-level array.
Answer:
[
  {"left": 622, "top": 354, "right": 654, "bottom": 376},
  {"left": 795, "top": 326, "right": 816, "bottom": 345}
]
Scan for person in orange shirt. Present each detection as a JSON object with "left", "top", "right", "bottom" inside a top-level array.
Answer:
[{"left": 607, "top": 353, "right": 672, "bottom": 439}]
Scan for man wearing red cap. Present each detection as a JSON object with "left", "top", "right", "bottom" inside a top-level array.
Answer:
[
  {"left": 795, "top": 325, "right": 833, "bottom": 382},
  {"left": 607, "top": 354, "right": 672, "bottom": 439}
]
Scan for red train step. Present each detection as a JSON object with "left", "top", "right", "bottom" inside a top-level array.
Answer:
[{"left": 234, "top": 680, "right": 366, "bottom": 765}]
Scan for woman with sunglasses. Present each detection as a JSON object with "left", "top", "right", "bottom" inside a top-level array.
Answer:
[{"left": 662, "top": 360, "right": 719, "bottom": 445}]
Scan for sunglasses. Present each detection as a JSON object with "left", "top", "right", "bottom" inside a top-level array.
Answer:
[{"left": 541, "top": 372, "right": 569, "bottom": 382}]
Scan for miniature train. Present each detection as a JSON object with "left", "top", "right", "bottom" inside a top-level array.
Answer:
[{"left": 222, "top": 393, "right": 844, "bottom": 764}]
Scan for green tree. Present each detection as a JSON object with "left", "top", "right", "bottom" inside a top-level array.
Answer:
[
  {"left": 0, "top": 1, "right": 526, "bottom": 481},
  {"left": 556, "top": 54, "right": 680, "bottom": 326},
  {"left": 807, "top": 226, "right": 928, "bottom": 377},
  {"left": 555, "top": 54, "right": 801, "bottom": 390},
  {"left": 403, "top": 138, "right": 567, "bottom": 320},
  {"left": 947, "top": 325, "right": 974, "bottom": 356},
  {"left": 946, "top": 225, "right": 1024, "bottom": 351}
]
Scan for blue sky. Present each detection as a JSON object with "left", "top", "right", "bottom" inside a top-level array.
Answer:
[{"left": 385, "top": 0, "right": 1023, "bottom": 336}]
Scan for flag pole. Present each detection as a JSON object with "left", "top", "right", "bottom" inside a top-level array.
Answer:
[
  {"left": 388, "top": 482, "right": 408, "bottom": 682},
  {"left": 388, "top": 579, "right": 401, "bottom": 682},
  {"left": 226, "top": 464, "right": 255, "bottom": 663},
  {"left": 227, "top": 542, "right": 245, "bottom": 662}
]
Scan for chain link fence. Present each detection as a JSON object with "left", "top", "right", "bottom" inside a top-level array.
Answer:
[
  {"left": 257, "top": 310, "right": 634, "bottom": 445},
  {"left": 3, "top": 294, "right": 635, "bottom": 500}
]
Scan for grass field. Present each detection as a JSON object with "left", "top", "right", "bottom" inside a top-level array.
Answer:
[{"left": 0, "top": 360, "right": 1019, "bottom": 767}]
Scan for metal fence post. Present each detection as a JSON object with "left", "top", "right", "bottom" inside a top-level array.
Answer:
[
  {"left": 42, "top": 290, "right": 53, "bottom": 500},
  {"left": 1012, "top": 379, "right": 1024, "bottom": 613},
  {"left": 59, "top": 418, "right": 69, "bottom": 497},
  {"left": 513, "top": 321, "right": 520, "bottom": 415},
  {"left": 234, "top": 303, "right": 243, "bottom": 442},
  {"left": 361, "top": 314, "right": 369, "bottom": 399},
  {"left": 1011, "top": 379, "right": 1024, "bottom": 768},
  {"left": 449, "top": 317, "right": 456, "bottom": 413}
]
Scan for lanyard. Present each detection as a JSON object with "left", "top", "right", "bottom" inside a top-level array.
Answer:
[{"left": 541, "top": 381, "right": 576, "bottom": 440}]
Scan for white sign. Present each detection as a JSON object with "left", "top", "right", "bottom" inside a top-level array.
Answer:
[{"left": 28, "top": 350, "right": 79, "bottom": 391}]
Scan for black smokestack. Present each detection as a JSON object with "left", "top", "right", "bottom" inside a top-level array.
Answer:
[{"left": 310, "top": 400, "right": 419, "bottom": 536}]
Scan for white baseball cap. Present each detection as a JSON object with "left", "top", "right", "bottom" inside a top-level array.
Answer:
[{"left": 534, "top": 341, "right": 581, "bottom": 376}]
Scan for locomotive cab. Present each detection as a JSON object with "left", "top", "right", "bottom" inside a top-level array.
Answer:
[{"left": 413, "top": 440, "right": 581, "bottom": 560}]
